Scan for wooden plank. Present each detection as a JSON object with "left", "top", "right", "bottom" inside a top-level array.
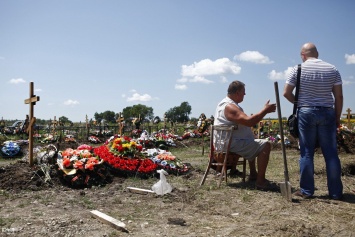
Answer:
[
  {"left": 90, "top": 210, "right": 128, "bottom": 233},
  {"left": 127, "top": 187, "right": 155, "bottom": 194},
  {"left": 24, "top": 95, "right": 40, "bottom": 104}
]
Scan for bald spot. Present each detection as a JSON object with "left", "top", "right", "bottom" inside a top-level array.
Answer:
[{"left": 301, "top": 43, "right": 319, "bottom": 58}]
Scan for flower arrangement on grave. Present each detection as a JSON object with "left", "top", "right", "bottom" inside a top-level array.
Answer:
[
  {"left": 152, "top": 131, "right": 177, "bottom": 147},
  {"left": 88, "top": 135, "right": 101, "bottom": 144},
  {"left": 0, "top": 140, "right": 22, "bottom": 157},
  {"left": 144, "top": 148, "right": 189, "bottom": 175},
  {"left": 57, "top": 144, "right": 111, "bottom": 188},
  {"left": 41, "top": 134, "right": 57, "bottom": 144},
  {"left": 93, "top": 135, "right": 158, "bottom": 177},
  {"left": 64, "top": 135, "right": 76, "bottom": 143},
  {"left": 31, "top": 144, "right": 57, "bottom": 164},
  {"left": 131, "top": 129, "right": 142, "bottom": 138}
]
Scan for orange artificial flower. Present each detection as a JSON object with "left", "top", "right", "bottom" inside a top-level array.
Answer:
[
  {"left": 73, "top": 160, "right": 84, "bottom": 169},
  {"left": 85, "top": 162, "right": 94, "bottom": 170}
]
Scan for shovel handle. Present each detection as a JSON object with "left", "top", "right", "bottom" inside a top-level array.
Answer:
[{"left": 274, "top": 82, "right": 290, "bottom": 182}]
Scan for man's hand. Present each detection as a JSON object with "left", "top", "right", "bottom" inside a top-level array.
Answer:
[{"left": 264, "top": 100, "right": 276, "bottom": 114}]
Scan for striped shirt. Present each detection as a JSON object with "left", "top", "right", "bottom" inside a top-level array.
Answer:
[{"left": 286, "top": 58, "right": 342, "bottom": 107}]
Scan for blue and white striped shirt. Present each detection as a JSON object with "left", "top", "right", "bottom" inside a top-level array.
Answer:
[{"left": 286, "top": 58, "right": 342, "bottom": 108}]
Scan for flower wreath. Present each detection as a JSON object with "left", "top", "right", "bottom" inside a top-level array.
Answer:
[{"left": 93, "top": 135, "right": 158, "bottom": 178}]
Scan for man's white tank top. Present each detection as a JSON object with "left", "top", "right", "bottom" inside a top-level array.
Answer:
[{"left": 214, "top": 96, "right": 254, "bottom": 140}]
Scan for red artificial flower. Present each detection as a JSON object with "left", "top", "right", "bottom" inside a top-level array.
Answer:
[
  {"left": 63, "top": 158, "right": 71, "bottom": 167},
  {"left": 117, "top": 145, "right": 124, "bottom": 152},
  {"left": 136, "top": 144, "right": 143, "bottom": 151}
]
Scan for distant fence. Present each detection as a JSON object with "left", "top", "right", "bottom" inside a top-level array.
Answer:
[{"left": 20, "top": 123, "right": 195, "bottom": 144}]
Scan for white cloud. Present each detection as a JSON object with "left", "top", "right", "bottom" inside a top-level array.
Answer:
[
  {"left": 35, "top": 88, "right": 42, "bottom": 92},
  {"left": 345, "top": 54, "right": 355, "bottom": 64},
  {"left": 177, "top": 77, "right": 188, "bottom": 83},
  {"left": 181, "top": 58, "right": 241, "bottom": 77},
  {"left": 220, "top": 76, "right": 228, "bottom": 83},
  {"left": 175, "top": 84, "right": 187, "bottom": 90},
  {"left": 9, "top": 78, "right": 26, "bottom": 84},
  {"left": 189, "top": 76, "right": 214, "bottom": 84},
  {"left": 126, "top": 92, "right": 157, "bottom": 102},
  {"left": 64, "top": 99, "right": 80, "bottom": 106},
  {"left": 234, "top": 51, "right": 274, "bottom": 64},
  {"left": 177, "top": 58, "right": 239, "bottom": 90},
  {"left": 268, "top": 67, "right": 293, "bottom": 81}
]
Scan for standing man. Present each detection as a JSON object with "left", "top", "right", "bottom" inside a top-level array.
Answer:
[
  {"left": 214, "top": 80, "right": 276, "bottom": 190},
  {"left": 283, "top": 42, "right": 343, "bottom": 200}
]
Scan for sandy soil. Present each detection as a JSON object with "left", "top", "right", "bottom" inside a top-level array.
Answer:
[{"left": 0, "top": 138, "right": 355, "bottom": 237}]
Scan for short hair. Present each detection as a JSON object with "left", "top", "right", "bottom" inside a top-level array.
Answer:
[{"left": 227, "top": 80, "right": 245, "bottom": 94}]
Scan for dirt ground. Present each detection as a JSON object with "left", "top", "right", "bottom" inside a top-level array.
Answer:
[{"left": 0, "top": 138, "right": 355, "bottom": 237}]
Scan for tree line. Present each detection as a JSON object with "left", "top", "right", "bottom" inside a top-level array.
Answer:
[{"left": 33, "top": 101, "right": 193, "bottom": 126}]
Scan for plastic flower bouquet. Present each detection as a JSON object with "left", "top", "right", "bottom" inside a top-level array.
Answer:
[
  {"left": 88, "top": 135, "right": 101, "bottom": 144},
  {"left": 108, "top": 135, "right": 144, "bottom": 158},
  {"left": 144, "top": 148, "right": 189, "bottom": 175},
  {"left": 57, "top": 144, "right": 111, "bottom": 188}
]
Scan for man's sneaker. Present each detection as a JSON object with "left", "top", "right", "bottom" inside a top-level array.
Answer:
[{"left": 293, "top": 190, "right": 312, "bottom": 199}]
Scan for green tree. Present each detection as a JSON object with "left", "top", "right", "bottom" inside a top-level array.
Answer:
[
  {"left": 94, "top": 111, "right": 116, "bottom": 124},
  {"left": 122, "top": 104, "right": 154, "bottom": 123},
  {"left": 165, "top": 101, "right": 191, "bottom": 123},
  {"left": 58, "top": 116, "right": 72, "bottom": 126},
  {"left": 94, "top": 112, "right": 103, "bottom": 123}
]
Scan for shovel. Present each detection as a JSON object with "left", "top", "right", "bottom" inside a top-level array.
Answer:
[{"left": 274, "top": 82, "right": 292, "bottom": 202}]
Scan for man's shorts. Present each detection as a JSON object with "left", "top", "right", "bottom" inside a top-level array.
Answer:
[{"left": 230, "top": 139, "right": 268, "bottom": 161}]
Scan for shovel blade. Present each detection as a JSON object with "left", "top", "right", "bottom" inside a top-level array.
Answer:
[{"left": 279, "top": 181, "right": 292, "bottom": 202}]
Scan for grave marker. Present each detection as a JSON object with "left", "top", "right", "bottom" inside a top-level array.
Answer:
[
  {"left": 24, "top": 82, "right": 40, "bottom": 166},
  {"left": 117, "top": 113, "right": 124, "bottom": 136},
  {"left": 343, "top": 108, "right": 355, "bottom": 129}
]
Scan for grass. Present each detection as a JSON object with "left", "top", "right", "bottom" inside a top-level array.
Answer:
[{"left": 0, "top": 217, "right": 16, "bottom": 228}]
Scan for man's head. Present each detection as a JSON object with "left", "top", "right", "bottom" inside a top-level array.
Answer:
[
  {"left": 227, "top": 80, "right": 245, "bottom": 103},
  {"left": 300, "top": 42, "right": 319, "bottom": 62}
]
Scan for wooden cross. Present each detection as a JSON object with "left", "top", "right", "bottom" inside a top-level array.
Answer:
[
  {"left": 51, "top": 116, "right": 58, "bottom": 136},
  {"left": 343, "top": 108, "right": 355, "bottom": 129},
  {"left": 0, "top": 117, "right": 5, "bottom": 127},
  {"left": 117, "top": 113, "right": 124, "bottom": 136},
  {"left": 26, "top": 117, "right": 36, "bottom": 134},
  {"left": 164, "top": 113, "right": 167, "bottom": 129},
  {"left": 24, "top": 82, "right": 40, "bottom": 166}
]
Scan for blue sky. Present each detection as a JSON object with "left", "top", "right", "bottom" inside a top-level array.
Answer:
[{"left": 1, "top": 1, "right": 354, "bottom": 123}]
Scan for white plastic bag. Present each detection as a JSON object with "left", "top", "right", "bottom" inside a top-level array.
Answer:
[{"left": 152, "top": 169, "right": 172, "bottom": 195}]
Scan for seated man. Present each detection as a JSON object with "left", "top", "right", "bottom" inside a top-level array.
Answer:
[{"left": 214, "top": 80, "right": 276, "bottom": 189}]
